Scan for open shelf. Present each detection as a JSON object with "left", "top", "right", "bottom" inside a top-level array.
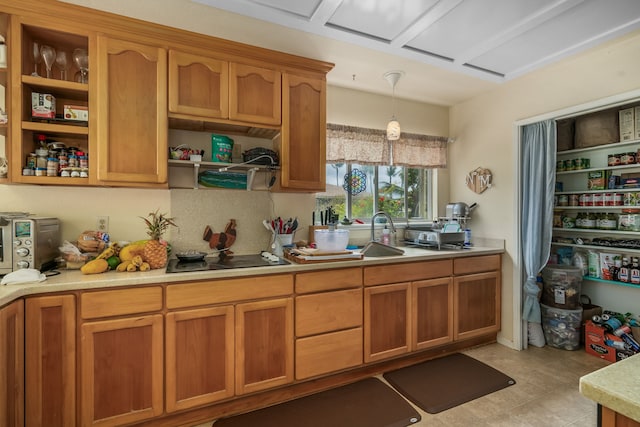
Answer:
[{"left": 168, "top": 159, "right": 278, "bottom": 190}]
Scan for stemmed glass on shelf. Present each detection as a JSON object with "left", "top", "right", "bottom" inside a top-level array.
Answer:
[
  {"left": 31, "top": 41, "right": 41, "bottom": 76},
  {"left": 72, "top": 48, "right": 88, "bottom": 83},
  {"left": 40, "top": 45, "right": 56, "bottom": 79},
  {"left": 55, "top": 50, "right": 69, "bottom": 81}
]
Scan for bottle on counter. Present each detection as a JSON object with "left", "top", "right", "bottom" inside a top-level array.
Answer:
[{"left": 381, "top": 226, "right": 390, "bottom": 245}]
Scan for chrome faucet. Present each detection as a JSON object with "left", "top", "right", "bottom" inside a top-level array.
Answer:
[{"left": 370, "top": 211, "right": 397, "bottom": 243}]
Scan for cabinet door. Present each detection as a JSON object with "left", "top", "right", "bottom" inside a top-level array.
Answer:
[
  {"left": 235, "top": 298, "right": 293, "bottom": 395},
  {"left": 165, "top": 306, "right": 234, "bottom": 412},
  {"left": 279, "top": 72, "right": 326, "bottom": 191},
  {"left": 0, "top": 300, "right": 24, "bottom": 427},
  {"left": 454, "top": 271, "right": 501, "bottom": 340},
  {"left": 25, "top": 295, "right": 75, "bottom": 427},
  {"left": 364, "top": 282, "right": 411, "bottom": 363},
  {"left": 96, "top": 36, "right": 167, "bottom": 185},
  {"left": 413, "top": 278, "right": 453, "bottom": 350},
  {"left": 229, "top": 62, "right": 281, "bottom": 125},
  {"left": 81, "top": 315, "right": 163, "bottom": 426},
  {"left": 168, "top": 50, "right": 229, "bottom": 118}
]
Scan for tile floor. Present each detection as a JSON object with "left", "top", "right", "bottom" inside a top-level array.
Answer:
[{"left": 196, "top": 342, "right": 611, "bottom": 427}]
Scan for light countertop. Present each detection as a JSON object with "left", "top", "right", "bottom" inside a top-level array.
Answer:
[
  {"left": 0, "top": 245, "right": 503, "bottom": 307},
  {"left": 580, "top": 353, "right": 640, "bottom": 422}
]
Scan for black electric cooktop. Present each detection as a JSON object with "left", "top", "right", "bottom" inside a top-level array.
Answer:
[{"left": 165, "top": 253, "right": 289, "bottom": 273}]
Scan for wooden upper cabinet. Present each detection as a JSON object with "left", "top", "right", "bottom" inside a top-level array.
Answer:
[
  {"left": 279, "top": 72, "right": 326, "bottom": 191},
  {"left": 96, "top": 36, "right": 168, "bottom": 185},
  {"left": 168, "top": 50, "right": 229, "bottom": 119},
  {"left": 229, "top": 62, "right": 281, "bottom": 125}
]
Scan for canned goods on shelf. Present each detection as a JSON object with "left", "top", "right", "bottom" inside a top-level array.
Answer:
[{"left": 557, "top": 195, "right": 569, "bottom": 206}]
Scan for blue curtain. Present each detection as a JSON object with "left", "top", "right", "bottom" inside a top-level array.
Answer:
[{"left": 521, "top": 120, "right": 556, "bottom": 323}]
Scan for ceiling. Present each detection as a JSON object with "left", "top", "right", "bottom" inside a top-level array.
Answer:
[{"left": 191, "top": 0, "right": 640, "bottom": 106}]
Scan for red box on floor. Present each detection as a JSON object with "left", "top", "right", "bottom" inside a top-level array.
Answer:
[{"left": 584, "top": 321, "right": 636, "bottom": 362}]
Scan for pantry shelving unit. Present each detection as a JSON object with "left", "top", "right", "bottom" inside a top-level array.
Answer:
[{"left": 553, "top": 107, "right": 640, "bottom": 290}]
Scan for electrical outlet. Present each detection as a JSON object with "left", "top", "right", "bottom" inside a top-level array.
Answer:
[{"left": 96, "top": 216, "right": 109, "bottom": 233}]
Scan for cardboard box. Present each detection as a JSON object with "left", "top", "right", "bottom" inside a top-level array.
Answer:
[
  {"left": 63, "top": 105, "right": 88, "bottom": 122},
  {"left": 31, "top": 92, "right": 56, "bottom": 119},
  {"left": 587, "top": 170, "right": 611, "bottom": 190},
  {"left": 584, "top": 321, "right": 636, "bottom": 362},
  {"left": 575, "top": 108, "right": 619, "bottom": 148},
  {"left": 619, "top": 108, "right": 634, "bottom": 142}
]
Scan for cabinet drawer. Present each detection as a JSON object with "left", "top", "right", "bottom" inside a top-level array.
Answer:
[
  {"left": 81, "top": 287, "right": 163, "bottom": 319},
  {"left": 167, "top": 274, "right": 293, "bottom": 309},
  {"left": 295, "top": 328, "right": 362, "bottom": 380},
  {"left": 453, "top": 254, "right": 501, "bottom": 275},
  {"left": 295, "top": 267, "right": 362, "bottom": 294},
  {"left": 295, "top": 288, "right": 362, "bottom": 337},
  {"left": 364, "top": 259, "right": 452, "bottom": 286}
]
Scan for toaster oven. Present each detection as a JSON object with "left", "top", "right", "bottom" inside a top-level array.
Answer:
[{"left": 0, "top": 214, "right": 61, "bottom": 274}]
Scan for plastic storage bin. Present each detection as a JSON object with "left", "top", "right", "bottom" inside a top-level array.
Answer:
[
  {"left": 314, "top": 229, "right": 349, "bottom": 252},
  {"left": 541, "top": 303, "right": 583, "bottom": 350},
  {"left": 541, "top": 265, "right": 582, "bottom": 309}
]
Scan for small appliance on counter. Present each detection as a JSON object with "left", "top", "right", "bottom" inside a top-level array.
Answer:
[
  {"left": 403, "top": 225, "right": 465, "bottom": 250},
  {"left": 443, "top": 202, "right": 477, "bottom": 228},
  {"left": 0, "top": 212, "right": 61, "bottom": 274}
]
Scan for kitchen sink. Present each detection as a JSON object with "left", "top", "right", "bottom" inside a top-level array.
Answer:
[{"left": 360, "top": 241, "right": 405, "bottom": 257}]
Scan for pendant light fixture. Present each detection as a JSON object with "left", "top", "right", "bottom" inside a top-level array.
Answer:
[{"left": 384, "top": 70, "right": 404, "bottom": 141}]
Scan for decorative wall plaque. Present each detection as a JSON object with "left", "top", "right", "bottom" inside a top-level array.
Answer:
[{"left": 466, "top": 167, "right": 492, "bottom": 194}]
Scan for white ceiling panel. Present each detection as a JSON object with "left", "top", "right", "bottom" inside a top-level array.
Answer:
[
  {"left": 405, "top": 0, "right": 558, "bottom": 62},
  {"left": 251, "top": 0, "right": 322, "bottom": 18},
  {"left": 468, "top": 0, "right": 640, "bottom": 76},
  {"left": 326, "top": 0, "right": 439, "bottom": 41},
  {"left": 190, "top": 0, "right": 640, "bottom": 104}
]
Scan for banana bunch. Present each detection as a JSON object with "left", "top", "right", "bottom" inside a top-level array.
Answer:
[
  {"left": 95, "top": 242, "right": 121, "bottom": 260},
  {"left": 116, "top": 255, "right": 150, "bottom": 272}
]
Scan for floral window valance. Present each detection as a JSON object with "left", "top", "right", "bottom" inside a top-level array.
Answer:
[{"left": 326, "top": 123, "right": 448, "bottom": 168}]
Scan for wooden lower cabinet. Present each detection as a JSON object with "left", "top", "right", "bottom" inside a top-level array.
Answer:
[
  {"left": 165, "top": 306, "right": 235, "bottom": 412},
  {"left": 80, "top": 315, "right": 163, "bottom": 426},
  {"left": 601, "top": 405, "right": 640, "bottom": 427},
  {"left": 235, "top": 298, "right": 294, "bottom": 395},
  {"left": 364, "top": 282, "right": 411, "bottom": 362},
  {"left": 454, "top": 271, "right": 501, "bottom": 340},
  {"left": 295, "top": 287, "right": 363, "bottom": 379},
  {"left": 0, "top": 300, "right": 24, "bottom": 427},
  {"left": 25, "top": 295, "right": 75, "bottom": 427},
  {"left": 413, "top": 277, "right": 454, "bottom": 350}
]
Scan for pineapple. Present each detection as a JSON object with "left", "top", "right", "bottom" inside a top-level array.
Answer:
[{"left": 141, "top": 210, "right": 177, "bottom": 269}]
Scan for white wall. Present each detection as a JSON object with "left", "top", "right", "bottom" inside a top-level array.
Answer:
[{"left": 449, "top": 29, "right": 640, "bottom": 347}]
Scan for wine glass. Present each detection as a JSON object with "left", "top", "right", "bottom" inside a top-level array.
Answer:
[
  {"left": 40, "top": 45, "right": 56, "bottom": 79},
  {"left": 72, "top": 48, "right": 88, "bottom": 83},
  {"left": 55, "top": 50, "right": 69, "bottom": 80},
  {"left": 31, "top": 41, "right": 41, "bottom": 76}
]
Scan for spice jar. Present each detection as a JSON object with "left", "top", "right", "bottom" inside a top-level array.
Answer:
[{"left": 46, "top": 157, "right": 59, "bottom": 177}]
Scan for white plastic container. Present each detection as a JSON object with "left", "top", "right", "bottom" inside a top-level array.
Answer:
[{"left": 314, "top": 229, "right": 349, "bottom": 252}]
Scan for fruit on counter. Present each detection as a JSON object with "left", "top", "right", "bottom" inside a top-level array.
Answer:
[
  {"left": 115, "top": 256, "right": 151, "bottom": 272},
  {"left": 95, "top": 242, "right": 121, "bottom": 261},
  {"left": 119, "top": 242, "right": 145, "bottom": 261},
  {"left": 141, "top": 210, "right": 177, "bottom": 269},
  {"left": 80, "top": 258, "right": 109, "bottom": 275},
  {"left": 106, "top": 256, "right": 120, "bottom": 270}
]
